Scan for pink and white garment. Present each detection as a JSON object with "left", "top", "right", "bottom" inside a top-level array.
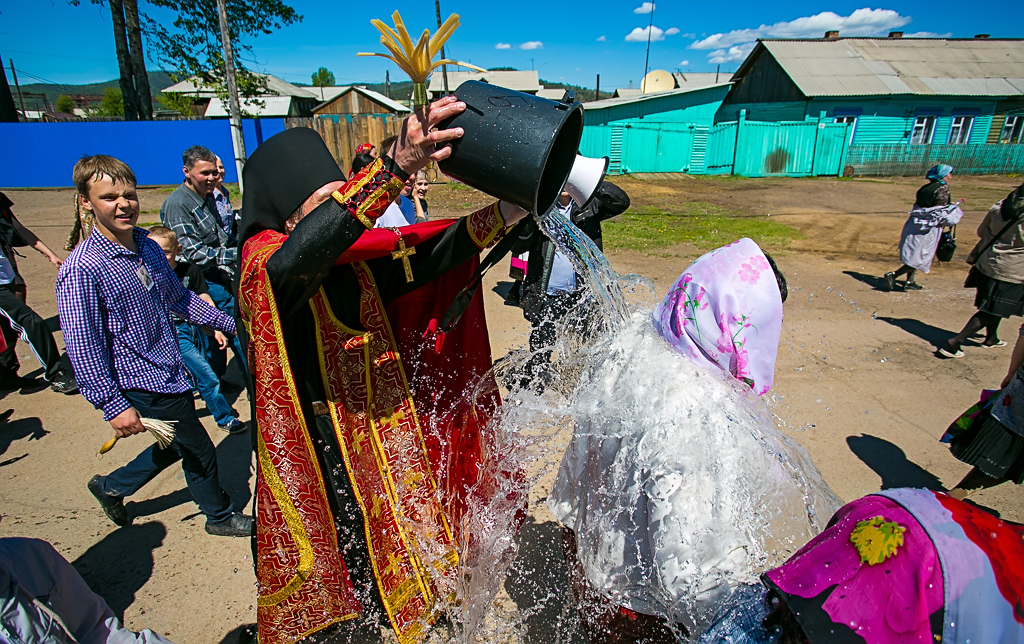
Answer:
[
  {"left": 547, "top": 238, "right": 838, "bottom": 636},
  {"left": 653, "top": 237, "right": 783, "bottom": 395}
]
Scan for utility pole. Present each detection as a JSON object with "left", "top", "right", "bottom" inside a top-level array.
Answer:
[
  {"left": 216, "top": 0, "right": 246, "bottom": 193},
  {"left": 642, "top": 3, "right": 655, "bottom": 92},
  {"left": 8, "top": 60, "right": 25, "bottom": 118},
  {"left": 0, "top": 64, "right": 18, "bottom": 122},
  {"left": 385, "top": 69, "right": 390, "bottom": 98},
  {"left": 596, "top": 74, "right": 600, "bottom": 101},
  {"left": 434, "top": 0, "right": 450, "bottom": 96}
]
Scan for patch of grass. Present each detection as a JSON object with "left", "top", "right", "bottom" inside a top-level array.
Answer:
[{"left": 603, "top": 203, "right": 802, "bottom": 254}]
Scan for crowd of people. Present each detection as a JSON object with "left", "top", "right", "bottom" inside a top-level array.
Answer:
[{"left": 2, "top": 96, "right": 1024, "bottom": 644}]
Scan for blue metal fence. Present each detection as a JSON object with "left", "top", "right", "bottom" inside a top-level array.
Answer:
[{"left": 0, "top": 118, "right": 286, "bottom": 188}]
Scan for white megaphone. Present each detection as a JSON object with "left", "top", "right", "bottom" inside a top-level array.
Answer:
[{"left": 564, "top": 154, "right": 610, "bottom": 209}]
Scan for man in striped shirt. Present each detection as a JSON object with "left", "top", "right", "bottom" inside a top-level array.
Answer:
[{"left": 56, "top": 155, "right": 251, "bottom": 538}]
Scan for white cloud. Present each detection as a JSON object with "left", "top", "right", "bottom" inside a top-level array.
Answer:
[
  {"left": 681, "top": 32, "right": 696, "bottom": 38},
  {"left": 680, "top": 60, "right": 690, "bottom": 66},
  {"left": 708, "top": 43, "right": 756, "bottom": 64},
  {"left": 520, "top": 41, "right": 543, "bottom": 50},
  {"left": 665, "top": 27, "right": 680, "bottom": 36},
  {"left": 902, "top": 31, "right": 953, "bottom": 37},
  {"left": 596, "top": 35, "right": 607, "bottom": 41},
  {"left": 690, "top": 8, "right": 912, "bottom": 50},
  {"left": 495, "top": 42, "right": 511, "bottom": 49},
  {"left": 634, "top": 2, "right": 655, "bottom": 14},
  {"left": 626, "top": 25, "right": 666, "bottom": 42}
]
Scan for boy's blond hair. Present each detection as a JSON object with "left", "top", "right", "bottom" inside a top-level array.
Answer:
[
  {"left": 73, "top": 155, "right": 137, "bottom": 196},
  {"left": 147, "top": 225, "right": 178, "bottom": 246}
]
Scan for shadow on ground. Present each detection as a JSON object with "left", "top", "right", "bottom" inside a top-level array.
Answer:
[
  {"left": 843, "top": 270, "right": 890, "bottom": 291},
  {"left": 847, "top": 434, "right": 945, "bottom": 490},
  {"left": 73, "top": 520, "right": 167, "bottom": 619},
  {"left": 873, "top": 316, "right": 952, "bottom": 347},
  {"left": 0, "top": 416, "right": 47, "bottom": 459},
  {"left": 504, "top": 516, "right": 586, "bottom": 644}
]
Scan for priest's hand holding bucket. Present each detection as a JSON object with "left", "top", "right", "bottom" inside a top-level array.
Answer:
[{"left": 388, "top": 96, "right": 467, "bottom": 176}]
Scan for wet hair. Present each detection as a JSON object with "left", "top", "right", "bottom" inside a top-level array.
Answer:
[
  {"left": 147, "top": 225, "right": 178, "bottom": 245},
  {"left": 350, "top": 152, "right": 376, "bottom": 177},
  {"left": 762, "top": 250, "right": 788, "bottom": 303},
  {"left": 182, "top": 145, "right": 217, "bottom": 169},
  {"left": 72, "top": 155, "right": 137, "bottom": 195}
]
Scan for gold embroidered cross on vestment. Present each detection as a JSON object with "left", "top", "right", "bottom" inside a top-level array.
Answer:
[{"left": 389, "top": 229, "right": 416, "bottom": 283}]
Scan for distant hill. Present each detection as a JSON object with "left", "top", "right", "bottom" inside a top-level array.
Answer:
[
  {"left": 540, "top": 79, "right": 612, "bottom": 101},
  {"left": 18, "top": 71, "right": 177, "bottom": 111}
]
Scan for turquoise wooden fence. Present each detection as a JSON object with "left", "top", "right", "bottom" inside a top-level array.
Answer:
[
  {"left": 845, "top": 143, "right": 1024, "bottom": 176},
  {"left": 582, "top": 110, "right": 851, "bottom": 177}
]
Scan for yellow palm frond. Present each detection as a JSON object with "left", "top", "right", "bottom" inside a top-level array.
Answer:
[{"left": 362, "top": 11, "right": 484, "bottom": 85}]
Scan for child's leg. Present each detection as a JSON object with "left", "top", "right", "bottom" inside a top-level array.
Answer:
[{"left": 176, "top": 324, "right": 236, "bottom": 427}]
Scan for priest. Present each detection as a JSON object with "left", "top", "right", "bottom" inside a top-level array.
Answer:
[{"left": 238, "top": 96, "right": 529, "bottom": 644}]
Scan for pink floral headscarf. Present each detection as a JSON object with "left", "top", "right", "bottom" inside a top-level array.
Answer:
[{"left": 652, "top": 238, "right": 783, "bottom": 395}]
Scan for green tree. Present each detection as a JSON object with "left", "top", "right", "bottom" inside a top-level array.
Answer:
[
  {"left": 94, "top": 87, "right": 125, "bottom": 117},
  {"left": 141, "top": 0, "right": 301, "bottom": 103},
  {"left": 55, "top": 94, "right": 77, "bottom": 115},
  {"left": 311, "top": 67, "right": 335, "bottom": 87},
  {"left": 156, "top": 90, "right": 196, "bottom": 116}
]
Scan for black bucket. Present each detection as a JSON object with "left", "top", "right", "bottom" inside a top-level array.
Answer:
[{"left": 437, "top": 81, "right": 584, "bottom": 215}]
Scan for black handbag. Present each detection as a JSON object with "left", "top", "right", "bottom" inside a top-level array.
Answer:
[{"left": 936, "top": 225, "right": 957, "bottom": 262}]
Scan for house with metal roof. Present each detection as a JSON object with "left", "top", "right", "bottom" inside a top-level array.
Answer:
[
  {"left": 718, "top": 34, "right": 1024, "bottom": 174},
  {"left": 163, "top": 73, "right": 320, "bottom": 117},
  {"left": 427, "top": 70, "right": 543, "bottom": 99},
  {"left": 580, "top": 83, "right": 732, "bottom": 174},
  {"left": 312, "top": 86, "right": 411, "bottom": 117}
]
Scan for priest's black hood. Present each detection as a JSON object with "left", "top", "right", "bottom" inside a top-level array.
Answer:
[{"left": 237, "top": 127, "right": 346, "bottom": 251}]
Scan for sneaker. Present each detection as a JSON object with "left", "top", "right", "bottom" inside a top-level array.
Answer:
[
  {"left": 884, "top": 272, "right": 896, "bottom": 291},
  {"left": 982, "top": 340, "right": 1008, "bottom": 349},
  {"left": 49, "top": 371, "right": 78, "bottom": 395},
  {"left": 205, "top": 513, "right": 253, "bottom": 537},
  {"left": 904, "top": 282, "right": 923, "bottom": 291},
  {"left": 218, "top": 419, "right": 248, "bottom": 435},
  {"left": 87, "top": 475, "right": 131, "bottom": 527}
]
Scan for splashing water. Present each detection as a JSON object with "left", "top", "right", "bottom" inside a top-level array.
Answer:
[{"left": 392, "top": 212, "right": 839, "bottom": 643}]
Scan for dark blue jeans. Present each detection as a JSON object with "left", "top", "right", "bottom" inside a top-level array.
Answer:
[
  {"left": 204, "top": 280, "right": 247, "bottom": 377},
  {"left": 100, "top": 389, "right": 233, "bottom": 524},
  {"left": 175, "top": 321, "right": 235, "bottom": 427}
]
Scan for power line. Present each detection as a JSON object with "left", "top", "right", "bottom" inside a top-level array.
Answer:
[{"left": 0, "top": 49, "right": 112, "bottom": 63}]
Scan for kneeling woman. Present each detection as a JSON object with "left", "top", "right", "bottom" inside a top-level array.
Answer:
[{"left": 548, "top": 238, "right": 840, "bottom": 642}]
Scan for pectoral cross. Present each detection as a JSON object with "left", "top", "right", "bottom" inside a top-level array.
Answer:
[{"left": 391, "top": 233, "right": 416, "bottom": 283}]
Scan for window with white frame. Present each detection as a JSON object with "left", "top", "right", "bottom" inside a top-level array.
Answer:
[
  {"left": 948, "top": 115, "right": 974, "bottom": 144},
  {"left": 910, "top": 116, "right": 936, "bottom": 145},
  {"left": 1000, "top": 116, "right": 1024, "bottom": 144},
  {"left": 834, "top": 115, "right": 858, "bottom": 142}
]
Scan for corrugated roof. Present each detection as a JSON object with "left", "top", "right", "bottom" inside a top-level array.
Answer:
[
  {"left": 427, "top": 70, "right": 542, "bottom": 93},
  {"left": 307, "top": 86, "right": 350, "bottom": 102},
  {"left": 165, "top": 73, "right": 317, "bottom": 99},
  {"left": 583, "top": 83, "right": 732, "bottom": 110},
  {"left": 612, "top": 88, "right": 642, "bottom": 98},
  {"left": 672, "top": 72, "right": 725, "bottom": 88},
  {"left": 311, "top": 86, "right": 411, "bottom": 114},
  {"left": 751, "top": 38, "right": 1024, "bottom": 97},
  {"left": 204, "top": 96, "right": 295, "bottom": 118}
]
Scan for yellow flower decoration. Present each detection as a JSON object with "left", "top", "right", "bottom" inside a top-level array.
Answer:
[
  {"left": 358, "top": 12, "right": 486, "bottom": 106},
  {"left": 850, "top": 516, "right": 906, "bottom": 565}
]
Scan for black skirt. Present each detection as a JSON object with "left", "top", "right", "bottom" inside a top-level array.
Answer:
[
  {"left": 949, "top": 409, "right": 1024, "bottom": 483},
  {"left": 974, "top": 270, "right": 1024, "bottom": 318}
]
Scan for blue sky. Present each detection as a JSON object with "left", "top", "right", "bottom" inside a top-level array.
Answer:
[{"left": 2, "top": 1, "right": 1020, "bottom": 91}]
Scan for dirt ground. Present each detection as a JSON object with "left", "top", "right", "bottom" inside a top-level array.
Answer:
[{"left": 0, "top": 173, "right": 1021, "bottom": 642}]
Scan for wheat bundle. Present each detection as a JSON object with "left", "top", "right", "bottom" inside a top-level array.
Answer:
[{"left": 98, "top": 418, "right": 176, "bottom": 455}]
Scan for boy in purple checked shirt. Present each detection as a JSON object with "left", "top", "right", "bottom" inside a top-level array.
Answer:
[{"left": 56, "top": 155, "right": 251, "bottom": 538}]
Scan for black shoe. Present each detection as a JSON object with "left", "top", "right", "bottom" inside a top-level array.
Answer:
[
  {"left": 218, "top": 419, "right": 248, "bottom": 435},
  {"left": 904, "top": 282, "right": 923, "bottom": 291},
  {"left": 87, "top": 475, "right": 130, "bottom": 527},
  {"left": 883, "top": 272, "right": 896, "bottom": 291},
  {"left": 205, "top": 513, "right": 253, "bottom": 537},
  {"left": 0, "top": 372, "right": 41, "bottom": 391},
  {"left": 49, "top": 371, "right": 78, "bottom": 395}
]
